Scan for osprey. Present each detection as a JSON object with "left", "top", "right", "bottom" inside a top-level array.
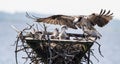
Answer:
[
  {"left": 51, "top": 28, "right": 59, "bottom": 39},
  {"left": 83, "top": 26, "right": 102, "bottom": 39},
  {"left": 28, "top": 9, "right": 113, "bottom": 29},
  {"left": 26, "top": 9, "right": 113, "bottom": 39},
  {"left": 58, "top": 25, "right": 69, "bottom": 40}
]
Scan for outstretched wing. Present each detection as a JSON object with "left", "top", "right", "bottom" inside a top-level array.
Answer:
[
  {"left": 88, "top": 9, "right": 113, "bottom": 27},
  {"left": 36, "top": 15, "right": 77, "bottom": 29}
]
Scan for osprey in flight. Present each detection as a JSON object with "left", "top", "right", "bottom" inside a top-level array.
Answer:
[
  {"left": 28, "top": 9, "right": 113, "bottom": 29},
  {"left": 26, "top": 9, "right": 113, "bottom": 39}
]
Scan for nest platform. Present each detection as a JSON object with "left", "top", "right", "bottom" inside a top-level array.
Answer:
[{"left": 25, "top": 38, "right": 93, "bottom": 64}]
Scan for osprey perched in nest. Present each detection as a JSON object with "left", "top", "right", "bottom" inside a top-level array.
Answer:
[
  {"left": 51, "top": 28, "right": 59, "bottom": 39},
  {"left": 58, "top": 25, "right": 69, "bottom": 40}
]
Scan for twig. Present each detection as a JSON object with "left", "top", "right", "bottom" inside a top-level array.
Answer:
[
  {"left": 36, "top": 24, "right": 39, "bottom": 31},
  {"left": 14, "top": 23, "right": 35, "bottom": 64},
  {"left": 38, "top": 23, "right": 44, "bottom": 30},
  {"left": 95, "top": 41, "right": 104, "bottom": 57},
  {"left": 88, "top": 38, "right": 104, "bottom": 57},
  {"left": 23, "top": 23, "right": 34, "bottom": 31},
  {"left": 11, "top": 25, "right": 20, "bottom": 33},
  {"left": 87, "top": 49, "right": 90, "bottom": 64},
  {"left": 15, "top": 37, "right": 19, "bottom": 64},
  {"left": 26, "top": 12, "right": 36, "bottom": 20},
  {"left": 16, "top": 47, "right": 29, "bottom": 52},
  {"left": 90, "top": 50, "right": 99, "bottom": 62},
  {"left": 43, "top": 24, "right": 52, "bottom": 64}
]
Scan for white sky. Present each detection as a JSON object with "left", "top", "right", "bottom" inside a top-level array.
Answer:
[{"left": 0, "top": 0, "right": 120, "bottom": 19}]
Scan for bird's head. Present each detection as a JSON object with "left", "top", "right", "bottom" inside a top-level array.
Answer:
[{"left": 88, "top": 9, "right": 113, "bottom": 27}]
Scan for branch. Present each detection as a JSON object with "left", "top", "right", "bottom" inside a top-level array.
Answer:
[
  {"left": 88, "top": 38, "right": 104, "bottom": 57},
  {"left": 90, "top": 50, "right": 99, "bottom": 62},
  {"left": 11, "top": 25, "right": 20, "bottom": 33},
  {"left": 15, "top": 37, "right": 19, "bottom": 64}
]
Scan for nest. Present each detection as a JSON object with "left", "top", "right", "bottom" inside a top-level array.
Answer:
[
  {"left": 25, "top": 39, "right": 93, "bottom": 64},
  {"left": 13, "top": 23, "right": 103, "bottom": 64}
]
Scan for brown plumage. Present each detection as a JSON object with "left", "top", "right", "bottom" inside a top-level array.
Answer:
[
  {"left": 87, "top": 9, "right": 113, "bottom": 27},
  {"left": 36, "top": 15, "right": 78, "bottom": 29},
  {"left": 25, "top": 10, "right": 113, "bottom": 39},
  {"left": 27, "top": 9, "right": 113, "bottom": 29}
]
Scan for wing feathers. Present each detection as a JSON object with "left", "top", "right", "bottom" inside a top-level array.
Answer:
[
  {"left": 36, "top": 15, "right": 77, "bottom": 29},
  {"left": 88, "top": 10, "right": 113, "bottom": 27},
  {"left": 36, "top": 10, "right": 113, "bottom": 28}
]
